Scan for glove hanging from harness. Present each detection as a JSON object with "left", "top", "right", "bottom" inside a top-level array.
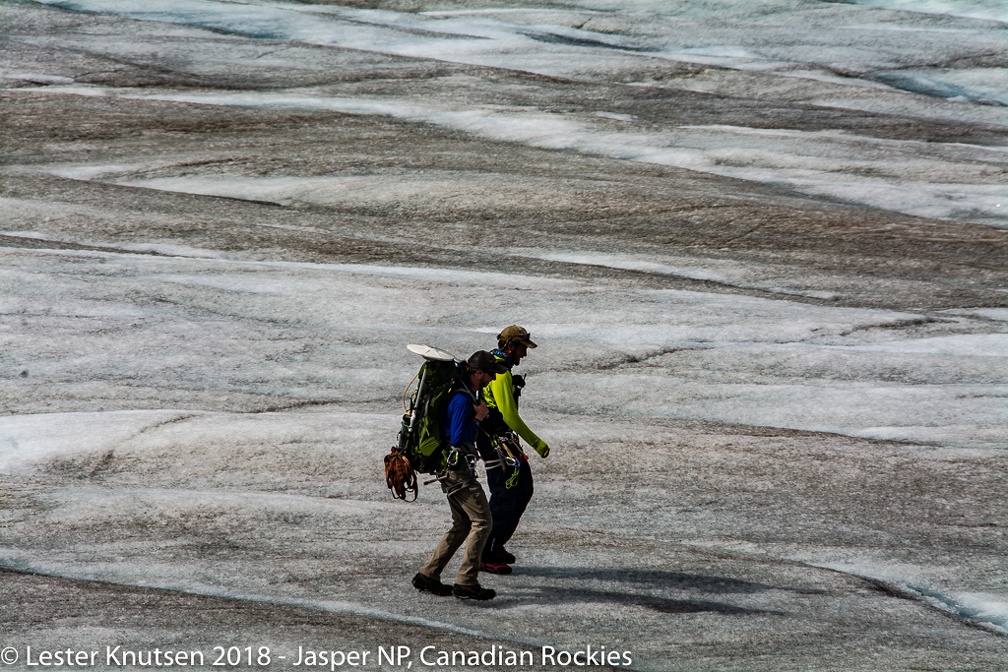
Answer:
[{"left": 384, "top": 447, "right": 418, "bottom": 501}]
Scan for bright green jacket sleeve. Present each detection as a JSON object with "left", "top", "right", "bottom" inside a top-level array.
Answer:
[{"left": 484, "top": 370, "right": 549, "bottom": 457}]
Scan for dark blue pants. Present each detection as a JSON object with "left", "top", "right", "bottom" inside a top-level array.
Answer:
[{"left": 483, "top": 457, "right": 534, "bottom": 559}]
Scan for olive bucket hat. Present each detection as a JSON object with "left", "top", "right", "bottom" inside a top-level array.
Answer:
[{"left": 497, "top": 325, "right": 537, "bottom": 348}]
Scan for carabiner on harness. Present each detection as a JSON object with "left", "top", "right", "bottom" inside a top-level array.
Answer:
[
  {"left": 492, "top": 432, "right": 524, "bottom": 489},
  {"left": 505, "top": 465, "right": 521, "bottom": 489}
]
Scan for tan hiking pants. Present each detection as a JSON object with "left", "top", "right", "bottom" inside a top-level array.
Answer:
[{"left": 418, "top": 469, "right": 492, "bottom": 588}]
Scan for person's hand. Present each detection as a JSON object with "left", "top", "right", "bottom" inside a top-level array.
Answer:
[{"left": 474, "top": 400, "right": 490, "bottom": 422}]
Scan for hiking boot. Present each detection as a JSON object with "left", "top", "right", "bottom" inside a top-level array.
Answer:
[
  {"left": 486, "top": 548, "right": 516, "bottom": 565},
  {"left": 480, "top": 561, "right": 512, "bottom": 575},
  {"left": 412, "top": 572, "right": 453, "bottom": 596},
  {"left": 454, "top": 584, "right": 496, "bottom": 601}
]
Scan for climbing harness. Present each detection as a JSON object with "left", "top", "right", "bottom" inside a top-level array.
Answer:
[{"left": 491, "top": 431, "right": 525, "bottom": 490}]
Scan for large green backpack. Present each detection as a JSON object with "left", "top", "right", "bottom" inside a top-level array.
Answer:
[{"left": 385, "top": 345, "right": 463, "bottom": 500}]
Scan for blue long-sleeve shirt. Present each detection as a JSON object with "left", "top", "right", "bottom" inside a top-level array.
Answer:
[{"left": 443, "top": 388, "right": 478, "bottom": 449}]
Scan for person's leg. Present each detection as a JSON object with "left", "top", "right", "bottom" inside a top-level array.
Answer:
[
  {"left": 493, "top": 460, "right": 534, "bottom": 552},
  {"left": 483, "top": 465, "right": 512, "bottom": 558},
  {"left": 453, "top": 482, "right": 492, "bottom": 588},
  {"left": 418, "top": 485, "right": 471, "bottom": 581}
]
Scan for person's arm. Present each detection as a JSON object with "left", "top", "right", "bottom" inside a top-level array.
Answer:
[{"left": 488, "top": 371, "right": 549, "bottom": 457}]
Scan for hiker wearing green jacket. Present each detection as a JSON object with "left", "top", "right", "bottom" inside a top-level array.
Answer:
[{"left": 477, "top": 325, "right": 550, "bottom": 574}]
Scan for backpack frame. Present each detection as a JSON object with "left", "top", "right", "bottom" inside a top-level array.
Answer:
[{"left": 385, "top": 345, "right": 462, "bottom": 500}]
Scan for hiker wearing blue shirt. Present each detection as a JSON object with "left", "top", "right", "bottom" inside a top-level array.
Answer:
[{"left": 413, "top": 351, "right": 507, "bottom": 601}]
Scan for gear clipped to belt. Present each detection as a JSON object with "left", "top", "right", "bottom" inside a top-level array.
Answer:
[{"left": 491, "top": 432, "right": 525, "bottom": 489}]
